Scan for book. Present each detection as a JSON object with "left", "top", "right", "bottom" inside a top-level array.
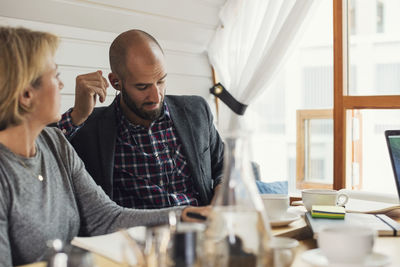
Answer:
[
  {"left": 305, "top": 212, "right": 400, "bottom": 238},
  {"left": 311, "top": 205, "right": 345, "bottom": 219}
]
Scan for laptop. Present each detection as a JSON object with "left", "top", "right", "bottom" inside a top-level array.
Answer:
[{"left": 385, "top": 129, "right": 400, "bottom": 199}]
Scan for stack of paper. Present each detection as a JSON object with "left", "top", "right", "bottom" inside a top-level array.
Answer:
[
  {"left": 311, "top": 205, "right": 345, "bottom": 219},
  {"left": 338, "top": 189, "right": 400, "bottom": 213}
]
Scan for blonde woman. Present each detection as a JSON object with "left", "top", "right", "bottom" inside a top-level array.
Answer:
[{"left": 0, "top": 27, "right": 208, "bottom": 266}]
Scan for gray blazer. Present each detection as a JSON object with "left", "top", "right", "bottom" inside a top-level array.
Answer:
[{"left": 69, "top": 95, "right": 224, "bottom": 206}]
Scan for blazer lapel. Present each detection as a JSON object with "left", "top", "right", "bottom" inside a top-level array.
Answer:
[
  {"left": 166, "top": 97, "right": 205, "bottom": 202},
  {"left": 97, "top": 105, "right": 117, "bottom": 197}
]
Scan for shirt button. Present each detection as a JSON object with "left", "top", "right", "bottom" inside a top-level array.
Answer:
[{"left": 62, "top": 129, "right": 67, "bottom": 134}]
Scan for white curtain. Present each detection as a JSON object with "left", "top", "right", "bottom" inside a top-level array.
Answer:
[{"left": 208, "top": 0, "right": 318, "bottom": 134}]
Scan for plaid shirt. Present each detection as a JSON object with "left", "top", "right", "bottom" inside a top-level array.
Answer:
[{"left": 58, "top": 96, "right": 200, "bottom": 209}]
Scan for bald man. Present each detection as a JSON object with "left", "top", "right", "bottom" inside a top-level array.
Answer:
[{"left": 57, "top": 30, "right": 224, "bottom": 210}]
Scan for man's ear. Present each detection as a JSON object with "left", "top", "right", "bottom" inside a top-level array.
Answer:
[
  {"left": 19, "top": 87, "right": 34, "bottom": 109},
  {"left": 108, "top": 73, "right": 121, "bottom": 91}
]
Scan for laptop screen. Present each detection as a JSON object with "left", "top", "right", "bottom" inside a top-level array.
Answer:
[{"left": 385, "top": 130, "right": 400, "bottom": 198}]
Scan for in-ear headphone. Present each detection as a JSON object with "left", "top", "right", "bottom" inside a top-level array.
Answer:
[{"left": 114, "top": 81, "right": 119, "bottom": 86}]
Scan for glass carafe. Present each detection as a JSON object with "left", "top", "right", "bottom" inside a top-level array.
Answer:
[{"left": 202, "top": 135, "right": 273, "bottom": 267}]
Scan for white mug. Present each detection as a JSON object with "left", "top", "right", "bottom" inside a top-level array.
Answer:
[
  {"left": 318, "top": 225, "right": 376, "bottom": 264},
  {"left": 301, "top": 189, "right": 349, "bottom": 212},
  {"left": 260, "top": 194, "right": 289, "bottom": 220}
]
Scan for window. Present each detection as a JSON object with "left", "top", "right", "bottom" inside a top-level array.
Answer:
[
  {"left": 248, "top": 0, "right": 400, "bottom": 195},
  {"left": 376, "top": 0, "right": 385, "bottom": 33},
  {"left": 334, "top": 0, "right": 400, "bottom": 192},
  {"left": 302, "top": 66, "right": 333, "bottom": 108},
  {"left": 375, "top": 64, "right": 400, "bottom": 93},
  {"left": 348, "top": 0, "right": 400, "bottom": 96},
  {"left": 296, "top": 110, "right": 333, "bottom": 189},
  {"left": 248, "top": 0, "right": 333, "bottom": 193},
  {"left": 349, "top": 0, "right": 356, "bottom": 35}
]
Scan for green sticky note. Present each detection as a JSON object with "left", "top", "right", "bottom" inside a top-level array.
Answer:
[{"left": 311, "top": 205, "right": 346, "bottom": 219}]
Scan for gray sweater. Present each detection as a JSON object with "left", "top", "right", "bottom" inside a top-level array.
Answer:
[{"left": 0, "top": 127, "right": 181, "bottom": 266}]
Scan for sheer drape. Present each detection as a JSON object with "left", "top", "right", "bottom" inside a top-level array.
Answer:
[{"left": 208, "top": 0, "right": 318, "bottom": 133}]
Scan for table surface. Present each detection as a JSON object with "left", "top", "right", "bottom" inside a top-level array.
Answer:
[{"left": 20, "top": 210, "right": 400, "bottom": 267}]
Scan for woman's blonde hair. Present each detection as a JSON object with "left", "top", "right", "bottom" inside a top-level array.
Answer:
[{"left": 0, "top": 27, "right": 59, "bottom": 130}]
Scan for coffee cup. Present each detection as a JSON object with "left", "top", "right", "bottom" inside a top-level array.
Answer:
[
  {"left": 260, "top": 194, "right": 289, "bottom": 220},
  {"left": 317, "top": 225, "right": 376, "bottom": 264},
  {"left": 301, "top": 189, "right": 349, "bottom": 212}
]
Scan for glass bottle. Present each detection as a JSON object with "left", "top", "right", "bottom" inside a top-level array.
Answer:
[
  {"left": 202, "top": 134, "right": 273, "bottom": 267},
  {"left": 46, "top": 239, "right": 68, "bottom": 267}
]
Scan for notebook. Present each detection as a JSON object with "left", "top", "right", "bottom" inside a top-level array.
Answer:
[{"left": 305, "top": 212, "right": 400, "bottom": 238}]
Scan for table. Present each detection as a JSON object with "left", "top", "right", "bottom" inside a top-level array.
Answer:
[
  {"left": 281, "top": 209, "right": 400, "bottom": 267},
  {"left": 19, "top": 254, "right": 119, "bottom": 267},
  {"left": 20, "top": 211, "right": 400, "bottom": 267}
]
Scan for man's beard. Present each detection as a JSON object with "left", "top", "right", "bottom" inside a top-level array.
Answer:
[{"left": 121, "top": 84, "right": 164, "bottom": 122}]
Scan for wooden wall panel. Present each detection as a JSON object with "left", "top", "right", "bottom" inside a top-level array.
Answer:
[
  {"left": 0, "top": 0, "right": 218, "bottom": 52},
  {"left": 0, "top": 0, "right": 221, "bottom": 112}
]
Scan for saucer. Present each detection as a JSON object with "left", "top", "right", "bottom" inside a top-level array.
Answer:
[
  {"left": 301, "top": 248, "right": 391, "bottom": 267},
  {"left": 269, "top": 211, "right": 301, "bottom": 227}
]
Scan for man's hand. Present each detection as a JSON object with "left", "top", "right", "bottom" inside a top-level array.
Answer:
[
  {"left": 181, "top": 205, "right": 212, "bottom": 223},
  {"left": 70, "top": 70, "right": 109, "bottom": 125}
]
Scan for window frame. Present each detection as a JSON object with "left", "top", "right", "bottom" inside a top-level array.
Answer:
[
  {"left": 333, "top": 0, "right": 400, "bottom": 190},
  {"left": 296, "top": 109, "right": 333, "bottom": 189}
]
